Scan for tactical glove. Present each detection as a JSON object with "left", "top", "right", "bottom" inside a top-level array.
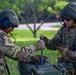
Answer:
[
  {"left": 30, "top": 54, "right": 47, "bottom": 63},
  {"left": 28, "top": 40, "right": 45, "bottom": 54},
  {"left": 31, "top": 40, "right": 45, "bottom": 51},
  {"left": 56, "top": 46, "right": 72, "bottom": 57},
  {"left": 40, "top": 35, "right": 50, "bottom": 46},
  {"left": 39, "top": 34, "right": 62, "bottom": 50}
]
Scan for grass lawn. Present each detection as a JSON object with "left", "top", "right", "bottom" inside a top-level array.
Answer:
[
  {"left": 5, "top": 30, "right": 61, "bottom": 75},
  {"left": 51, "top": 24, "right": 62, "bottom": 28}
]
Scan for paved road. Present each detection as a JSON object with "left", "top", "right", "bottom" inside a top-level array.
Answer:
[{"left": 15, "top": 22, "right": 61, "bottom": 30}]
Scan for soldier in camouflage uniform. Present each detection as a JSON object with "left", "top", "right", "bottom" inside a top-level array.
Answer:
[
  {"left": 0, "top": 9, "right": 45, "bottom": 74},
  {"left": 41, "top": 2, "right": 76, "bottom": 75}
]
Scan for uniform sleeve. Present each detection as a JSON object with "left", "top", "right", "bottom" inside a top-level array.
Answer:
[
  {"left": 62, "top": 48, "right": 76, "bottom": 59},
  {"left": 69, "top": 36, "right": 76, "bottom": 58},
  {"left": 0, "top": 33, "right": 35, "bottom": 61},
  {"left": 46, "top": 27, "right": 63, "bottom": 50},
  {"left": 68, "top": 50, "right": 76, "bottom": 58}
]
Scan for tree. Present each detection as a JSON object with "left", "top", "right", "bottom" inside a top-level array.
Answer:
[
  {"left": 54, "top": 1, "right": 68, "bottom": 14},
  {"left": 0, "top": 0, "right": 71, "bottom": 38},
  {"left": 24, "top": 0, "right": 54, "bottom": 38}
]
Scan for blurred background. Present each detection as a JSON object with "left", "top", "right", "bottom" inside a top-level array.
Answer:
[
  {"left": 0, "top": 0, "right": 75, "bottom": 23},
  {"left": 0, "top": 0, "right": 76, "bottom": 38}
]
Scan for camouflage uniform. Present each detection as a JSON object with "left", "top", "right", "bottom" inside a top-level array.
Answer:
[
  {"left": 43, "top": 2, "right": 76, "bottom": 75},
  {"left": 0, "top": 30, "right": 45, "bottom": 74},
  {"left": 46, "top": 26, "right": 76, "bottom": 58},
  {"left": 45, "top": 26, "right": 76, "bottom": 75}
]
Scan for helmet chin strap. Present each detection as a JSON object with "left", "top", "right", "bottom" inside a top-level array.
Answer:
[
  {"left": 9, "top": 32, "right": 16, "bottom": 44},
  {"left": 5, "top": 25, "right": 16, "bottom": 44}
]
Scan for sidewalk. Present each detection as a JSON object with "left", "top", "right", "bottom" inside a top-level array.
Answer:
[
  {"left": 15, "top": 22, "right": 61, "bottom": 30},
  {"left": 40, "top": 27, "right": 59, "bottom": 30}
]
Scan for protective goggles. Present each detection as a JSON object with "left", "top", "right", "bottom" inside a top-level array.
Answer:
[{"left": 62, "top": 17, "right": 72, "bottom": 21}]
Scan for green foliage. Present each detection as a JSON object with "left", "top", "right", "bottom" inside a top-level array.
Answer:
[
  {"left": 0, "top": 0, "right": 75, "bottom": 24},
  {"left": 0, "top": 0, "right": 24, "bottom": 15},
  {"left": 47, "top": 7, "right": 52, "bottom": 13},
  {"left": 54, "top": 1, "right": 68, "bottom": 14}
]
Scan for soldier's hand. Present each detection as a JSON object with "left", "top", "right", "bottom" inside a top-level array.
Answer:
[
  {"left": 33, "top": 40, "right": 45, "bottom": 51},
  {"left": 30, "top": 55, "right": 47, "bottom": 63},
  {"left": 56, "top": 46, "right": 70, "bottom": 56},
  {"left": 30, "top": 55, "right": 41, "bottom": 63},
  {"left": 40, "top": 35, "right": 50, "bottom": 46}
]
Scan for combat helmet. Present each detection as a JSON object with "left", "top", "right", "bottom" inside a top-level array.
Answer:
[
  {"left": 60, "top": 2, "right": 76, "bottom": 22},
  {"left": 0, "top": 9, "right": 19, "bottom": 29}
]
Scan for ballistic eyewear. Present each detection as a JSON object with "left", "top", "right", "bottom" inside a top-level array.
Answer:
[{"left": 62, "top": 17, "right": 72, "bottom": 21}]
